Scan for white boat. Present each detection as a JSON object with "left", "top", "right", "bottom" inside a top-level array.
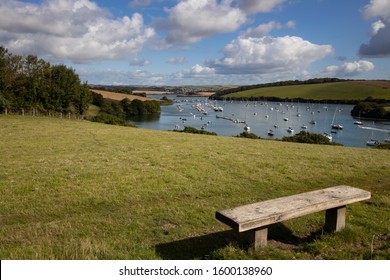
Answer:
[
  {"left": 323, "top": 132, "right": 333, "bottom": 142},
  {"left": 331, "top": 106, "right": 343, "bottom": 130},
  {"left": 213, "top": 106, "right": 223, "bottom": 112},
  {"left": 366, "top": 139, "right": 379, "bottom": 146},
  {"left": 301, "top": 125, "right": 308, "bottom": 129},
  {"left": 244, "top": 124, "right": 250, "bottom": 132},
  {"left": 354, "top": 111, "right": 363, "bottom": 125},
  {"left": 287, "top": 127, "right": 294, "bottom": 133},
  {"left": 331, "top": 124, "right": 344, "bottom": 130}
]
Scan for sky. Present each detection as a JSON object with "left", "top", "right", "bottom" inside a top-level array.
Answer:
[{"left": 1, "top": 0, "right": 390, "bottom": 86}]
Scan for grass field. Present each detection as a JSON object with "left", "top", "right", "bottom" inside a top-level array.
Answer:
[
  {"left": 224, "top": 81, "right": 390, "bottom": 100},
  {"left": 1, "top": 115, "right": 389, "bottom": 260},
  {"left": 90, "top": 89, "right": 154, "bottom": 101}
]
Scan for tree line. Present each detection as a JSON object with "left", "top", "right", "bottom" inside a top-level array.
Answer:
[{"left": 0, "top": 46, "right": 91, "bottom": 115}]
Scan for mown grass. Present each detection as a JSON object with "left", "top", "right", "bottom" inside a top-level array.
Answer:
[
  {"left": 225, "top": 81, "right": 390, "bottom": 100},
  {"left": 1, "top": 115, "right": 389, "bottom": 260}
]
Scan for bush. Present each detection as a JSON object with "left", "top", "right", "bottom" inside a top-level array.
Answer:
[
  {"left": 375, "top": 143, "right": 390, "bottom": 149},
  {"left": 175, "top": 126, "right": 217, "bottom": 136},
  {"left": 90, "top": 113, "right": 134, "bottom": 127},
  {"left": 282, "top": 131, "right": 336, "bottom": 145},
  {"left": 236, "top": 132, "right": 261, "bottom": 139}
]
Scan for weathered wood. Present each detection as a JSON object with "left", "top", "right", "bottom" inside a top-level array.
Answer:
[
  {"left": 325, "top": 206, "right": 346, "bottom": 232},
  {"left": 240, "top": 227, "right": 268, "bottom": 249},
  {"left": 216, "top": 185, "right": 370, "bottom": 248}
]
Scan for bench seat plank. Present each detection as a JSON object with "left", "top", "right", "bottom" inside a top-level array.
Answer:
[{"left": 216, "top": 185, "right": 371, "bottom": 233}]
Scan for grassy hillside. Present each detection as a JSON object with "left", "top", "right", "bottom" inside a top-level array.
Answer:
[
  {"left": 1, "top": 116, "right": 390, "bottom": 260},
  {"left": 223, "top": 81, "right": 390, "bottom": 101}
]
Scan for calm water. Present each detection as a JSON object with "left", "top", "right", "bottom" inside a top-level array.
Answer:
[{"left": 129, "top": 95, "right": 390, "bottom": 148}]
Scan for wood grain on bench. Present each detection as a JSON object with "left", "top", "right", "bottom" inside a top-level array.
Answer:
[{"left": 216, "top": 185, "right": 371, "bottom": 249}]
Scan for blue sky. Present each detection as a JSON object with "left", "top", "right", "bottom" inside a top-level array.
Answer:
[{"left": 1, "top": 0, "right": 390, "bottom": 85}]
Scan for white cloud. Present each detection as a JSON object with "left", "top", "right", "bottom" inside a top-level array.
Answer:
[
  {"left": 0, "top": 0, "right": 155, "bottom": 63},
  {"left": 157, "top": 0, "right": 246, "bottom": 44},
  {"left": 241, "top": 20, "right": 295, "bottom": 38},
  {"left": 371, "top": 20, "right": 385, "bottom": 35},
  {"left": 237, "top": 0, "right": 286, "bottom": 14},
  {"left": 359, "top": 0, "right": 390, "bottom": 57},
  {"left": 362, "top": 0, "right": 390, "bottom": 19},
  {"left": 167, "top": 56, "right": 187, "bottom": 64},
  {"left": 208, "top": 36, "right": 333, "bottom": 75},
  {"left": 130, "top": 58, "right": 151, "bottom": 66},
  {"left": 323, "top": 60, "right": 375, "bottom": 77}
]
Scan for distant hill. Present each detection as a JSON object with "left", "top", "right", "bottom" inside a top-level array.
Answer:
[
  {"left": 210, "top": 79, "right": 390, "bottom": 103},
  {"left": 90, "top": 89, "right": 153, "bottom": 102}
]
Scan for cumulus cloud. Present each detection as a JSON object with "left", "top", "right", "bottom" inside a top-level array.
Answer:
[
  {"left": 323, "top": 60, "right": 375, "bottom": 77},
  {"left": 156, "top": 0, "right": 246, "bottom": 44},
  {"left": 0, "top": 0, "right": 155, "bottom": 63},
  {"left": 237, "top": 0, "right": 286, "bottom": 14},
  {"left": 359, "top": 0, "right": 390, "bottom": 57},
  {"left": 208, "top": 36, "right": 333, "bottom": 75}
]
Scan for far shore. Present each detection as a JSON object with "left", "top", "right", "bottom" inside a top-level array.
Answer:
[{"left": 134, "top": 90, "right": 215, "bottom": 97}]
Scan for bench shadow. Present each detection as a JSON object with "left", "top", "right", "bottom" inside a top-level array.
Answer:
[
  {"left": 268, "top": 223, "right": 324, "bottom": 246},
  {"left": 155, "top": 230, "right": 237, "bottom": 260},
  {"left": 155, "top": 224, "right": 324, "bottom": 259}
]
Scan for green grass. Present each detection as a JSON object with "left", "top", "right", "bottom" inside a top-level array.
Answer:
[
  {"left": 225, "top": 81, "right": 390, "bottom": 100},
  {"left": 1, "top": 115, "right": 390, "bottom": 259}
]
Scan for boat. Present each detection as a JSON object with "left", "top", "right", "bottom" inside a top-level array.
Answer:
[
  {"left": 268, "top": 129, "right": 275, "bottom": 136},
  {"left": 283, "top": 117, "right": 289, "bottom": 121},
  {"left": 301, "top": 125, "right": 308, "bottom": 130},
  {"left": 213, "top": 106, "right": 223, "bottom": 112},
  {"left": 287, "top": 127, "right": 294, "bottom": 133},
  {"left": 323, "top": 132, "right": 333, "bottom": 142},
  {"left": 244, "top": 124, "right": 250, "bottom": 132},
  {"left": 331, "top": 124, "right": 344, "bottom": 130},
  {"left": 331, "top": 106, "right": 343, "bottom": 130},
  {"left": 366, "top": 139, "right": 379, "bottom": 146},
  {"left": 354, "top": 111, "right": 363, "bottom": 125},
  {"left": 365, "top": 128, "right": 379, "bottom": 146}
]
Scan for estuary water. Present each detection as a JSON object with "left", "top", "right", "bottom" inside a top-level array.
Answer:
[{"left": 129, "top": 95, "right": 390, "bottom": 148}]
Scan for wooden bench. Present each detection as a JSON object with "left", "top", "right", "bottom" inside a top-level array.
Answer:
[{"left": 215, "top": 185, "right": 371, "bottom": 249}]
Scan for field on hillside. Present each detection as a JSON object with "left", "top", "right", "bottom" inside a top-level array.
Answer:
[
  {"left": 90, "top": 89, "right": 153, "bottom": 101},
  {"left": 225, "top": 81, "right": 390, "bottom": 100},
  {"left": 1, "top": 116, "right": 390, "bottom": 260}
]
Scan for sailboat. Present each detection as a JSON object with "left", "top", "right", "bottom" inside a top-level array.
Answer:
[
  {"left": 353, "top": 111, "right": 363, "bottom": 125},
  {"left": 331, "top": 106, "right": 343, "bottom": 130}
]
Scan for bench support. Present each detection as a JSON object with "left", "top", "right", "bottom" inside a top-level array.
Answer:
[
  {"left": 241, "top": 205, "right": 347, "bottom": 249},
  {"left": 240, "top": 226, "right": 268, "bottom": 249},
  {"left": 325, "top": 206, "right": 346, "bottom": 232}
]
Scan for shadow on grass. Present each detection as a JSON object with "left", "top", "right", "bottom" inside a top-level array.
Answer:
[
  {"left": 155, "top": 230, "right": 237, "bottom": 260},
  {"left": 268, "top": 223, "right": 324, "bottom": 246},
  {"left": 155, "top": 224, "right": 324, "bottom": 259}
]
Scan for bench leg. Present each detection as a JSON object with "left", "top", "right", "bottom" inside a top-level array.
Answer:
[
  {"left": 325, "top": 206, "right": 346, "bottom": 232},
  {"left": 240, "top": 226, "right": 268, "bottom": 249}
]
